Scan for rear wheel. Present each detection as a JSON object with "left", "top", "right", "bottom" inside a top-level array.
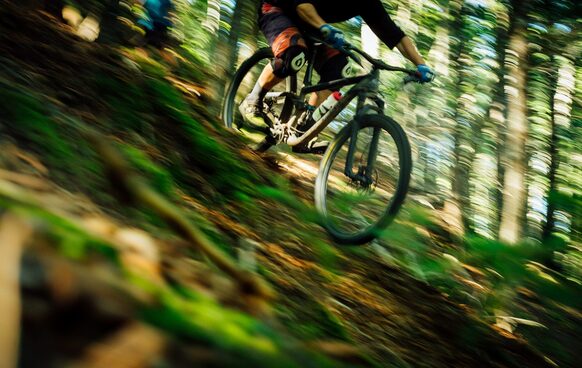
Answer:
[
  {"left": 222, "top": 48, "right": 297, "bottom": 151},
  {"left": 315, "top": 114, "right": 412, "bottom": 245}
]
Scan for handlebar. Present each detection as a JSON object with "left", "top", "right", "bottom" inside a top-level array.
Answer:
[
  {"left": 343, "top": 44, "right": 423, "bottom": 84},
  {"left": 305, "top": 35, "right": 422, "bottom": 84}
]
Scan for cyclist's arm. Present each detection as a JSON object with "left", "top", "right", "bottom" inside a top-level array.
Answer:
[
  {"left": 361, "top": 0, "right": 425, "bottom": 66},
  {"left": 396, "top": 36, "right": 425, "bottom": 66},
  {"left": 296, "top": 3, "right": 326, "bottom": 28}
]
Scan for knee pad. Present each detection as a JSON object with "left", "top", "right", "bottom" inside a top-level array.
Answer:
[{"left": 271, "top": 46, "right": 307, "bottom": 78}]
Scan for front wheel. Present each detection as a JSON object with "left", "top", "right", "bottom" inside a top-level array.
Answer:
[{"left": 315, "top": 114, "right": 412, "bottom": 245}]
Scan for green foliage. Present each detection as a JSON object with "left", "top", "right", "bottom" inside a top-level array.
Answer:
[
  {"left": 94, "top": 73, "right": 154, "bottom": 132},
  {"left": 375, "top": 204, "right": 581, "bottom": 331},
  {"left": 256, "top": 185, "right": 318, "bottom": 222},
  {"left": 278, "top": 299, "right": 350, "bottom": 341},
  {"left": 0, "top": 85, "right": 111, "bottom": 203},
  {"left": 0, "top": 87, "right": 75, "bottom": 163},
  {"left": 2, "top": 0, "right": 581, "bottom": 365},
  {"left": 144, "top": 78, "right": 258, "bottom": 199},
  {"left": 121, "top": 145, "right": 174, "bottom": 196}
]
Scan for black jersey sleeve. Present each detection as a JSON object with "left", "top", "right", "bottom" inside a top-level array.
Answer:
[{"left": 361, "top": 0, "right": 405, "bottom": 49}]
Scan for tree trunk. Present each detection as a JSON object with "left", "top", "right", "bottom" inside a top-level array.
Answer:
[
  {"left": 225, "top": 0, "right": 259, "bottom": 82},
  {"left": 210, "top": 0, "right": 259, "bottom": 112},
  {"left": 491, "top": 6, "right": 510, "bottom": 237},
  {"left": 543, "top": 55, "right": 576, "bottom": 241},
  {"left": 542, "top": 93, "right": 558, "bottom": 240},
  {"left": 448, "top": 0, "right": 471, "bottom": 233},
  {"left": 499, "top": 1, "right": 529, "bottom": 244}
]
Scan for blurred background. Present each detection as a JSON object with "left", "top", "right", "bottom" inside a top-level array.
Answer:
[
  {"left": 0, "top": 0, "right": 581, "bottom": 367},
  {"left": 149, "top": 0, "right": 580, "bottom": 249}
]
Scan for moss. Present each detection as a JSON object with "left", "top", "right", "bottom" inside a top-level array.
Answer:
[
  {"left": 93, "top": 73, "right": 154, "bottom": 132},
  {"left": 144, "top": 78, "right": 258, "bottom": 199},
  {"left": 141, "top": 287, "right": 339, "bottom": 368},
  {"left": 0, "top": 194, "right": 336, "bottom": 367},
  {"left": 0, "top": 87, "right": 75, "bottom": 163},
  {"left": 0, "top": 196, "right": 120, "bottom": 265},
  {"left": 278, "top": 299, "right": 350, "bottom": 342},
  {"left": 121, "top": 145, "right": 174, "bottom": 196}
]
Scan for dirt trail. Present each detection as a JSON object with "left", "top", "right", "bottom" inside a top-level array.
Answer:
[{"left": 241, "top": 147, "right": 550, "bottom": 367}]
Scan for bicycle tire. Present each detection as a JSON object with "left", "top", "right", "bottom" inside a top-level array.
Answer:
[
  {"left": 314, "top": 114, "right": 412, "bottom": 245},
  {"left": 222, "top": 47, "right": 297, "bottom": 130}
]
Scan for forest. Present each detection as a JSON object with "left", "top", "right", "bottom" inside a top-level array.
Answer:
[{"left": 0, "top": 0, "right": 580, "bottom": 367}]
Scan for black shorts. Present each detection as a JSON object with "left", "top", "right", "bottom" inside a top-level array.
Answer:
[{"left": 258, "top": 1, "right": 350, "bottom": 82}]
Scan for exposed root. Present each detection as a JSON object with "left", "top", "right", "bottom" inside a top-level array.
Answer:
[{"left": 81, "top": 127, "right": 274, "bottom": 310}]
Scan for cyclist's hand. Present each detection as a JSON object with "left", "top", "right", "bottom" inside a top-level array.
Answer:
[
  {"left": 320, "top": 24, "right": 346, "bottom": 49},
  {"left": 416, "top": 64, "right": 435, "bottom": 83}
]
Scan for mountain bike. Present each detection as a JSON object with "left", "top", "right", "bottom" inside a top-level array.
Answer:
[{"left": 223, "top": 38, "right": 421, "bottom": 245}]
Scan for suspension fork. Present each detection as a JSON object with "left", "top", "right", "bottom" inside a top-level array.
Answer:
[
  {"left": 343, "top": 90, "right": 384, "bottom": 186},
  {"left": 344, "top": 119, "right": 360, "bottom": 180},
  {"left": 365, "top": 127, "right": 381, "bottom": 178},
  {"left": 344, "top": 123, "right": 380, "bottom": 186}
]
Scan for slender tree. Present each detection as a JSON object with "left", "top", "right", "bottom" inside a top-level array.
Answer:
[{"left": 498, "top": 0, "right": 530, "bottom": 243}]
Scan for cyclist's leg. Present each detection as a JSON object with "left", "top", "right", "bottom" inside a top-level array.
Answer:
[
  {"left": 293, "top": 47, "right": 351, "bottom": 154},
  {"left": 241, "top": 62, "right": 281, "bottom": 130},
  {"left": 243, "top": 3, "right": 308, "bottom": 121},
  {"left": 310, "top": 45, "right": 351, "bottom": 106}
]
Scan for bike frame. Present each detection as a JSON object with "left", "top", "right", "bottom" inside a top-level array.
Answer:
[{"left": 270, "top": 44, "right": 388, "bottom": 185}]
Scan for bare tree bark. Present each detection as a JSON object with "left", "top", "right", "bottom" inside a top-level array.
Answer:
[
  {"left": 488, "top": 4, "right": 511, "bottom": 238},
  {"left": 446, "top": 0, "right": 470, "bottom": 234},
  {"left": 499, "top": 1, "right": 530, "bottom": 244},
  {"left": 542, "top": 72, "right": 559, "bottom": 241},
  {"left": 543, "top": 56, "right": 576, "bottom": 240}
]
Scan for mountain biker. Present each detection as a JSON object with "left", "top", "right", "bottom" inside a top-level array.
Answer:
[{"left": 240, "top": 0, "right": 434, "bottom": 153}]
